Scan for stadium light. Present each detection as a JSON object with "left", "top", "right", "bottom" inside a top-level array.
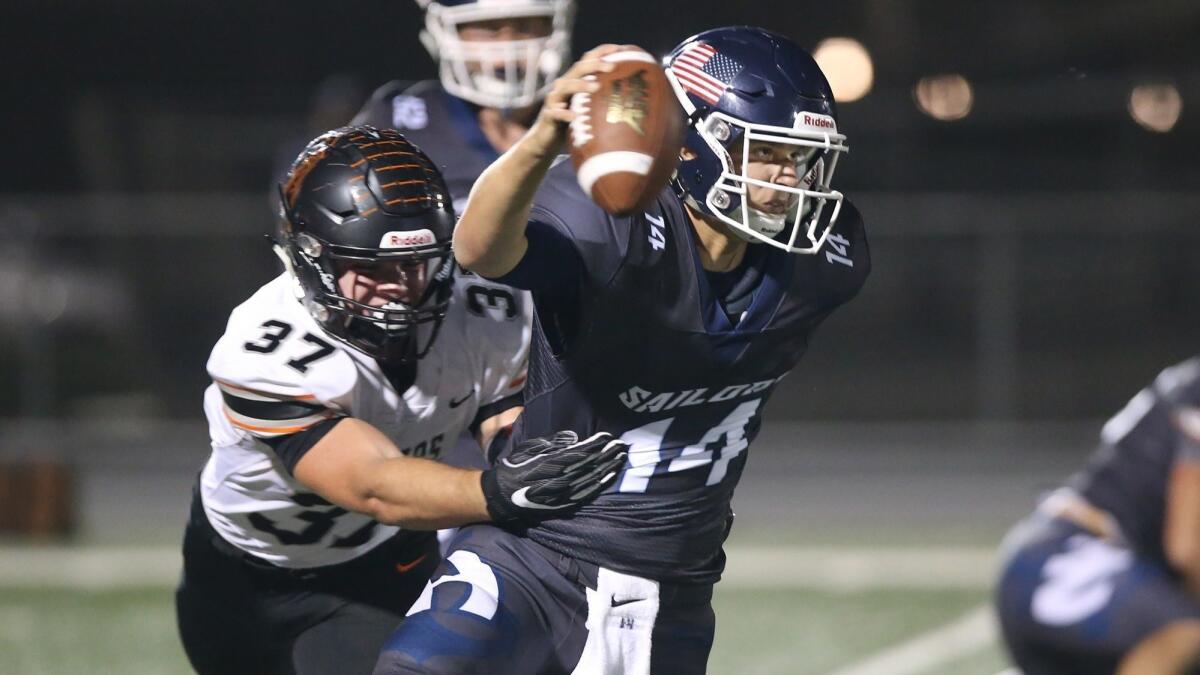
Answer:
[
  {"left": 812, "top": 37, "right": 874, "bottom": 103},
  {"left": 914, "top": 74, "right": 974, "bottom": 121},
  {"left": 1129, "top": 83, "right": 1182, "bottom": 133}
]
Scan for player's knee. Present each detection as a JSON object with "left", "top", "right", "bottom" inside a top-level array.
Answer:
[
  {"left": 373, "top": 649, "right": 432, "bottom": 675},
  {"left": 1118, "top": 620, "right": 1200, "bottom": 675}
]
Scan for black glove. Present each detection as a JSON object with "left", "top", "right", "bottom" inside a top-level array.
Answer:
[{"left": 481, "top": 431, "right": 628, "bottom": 525}]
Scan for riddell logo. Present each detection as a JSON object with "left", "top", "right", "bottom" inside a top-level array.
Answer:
[
  {"left": 796, "top": 113, "right": 836, "bottom": 132},
  {"left": 618, "top": 374, "right": 787, "bottom": 413},
  {"left": 380, "top": 229, "right": 435, "bottom": 249}
]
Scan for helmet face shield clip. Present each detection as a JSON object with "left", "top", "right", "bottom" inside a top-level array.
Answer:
[{"left": 296, "top": 233, "right": 323, "bottom": 258}]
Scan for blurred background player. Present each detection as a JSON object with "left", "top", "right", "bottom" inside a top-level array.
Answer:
[
  {"left": 353, "top": 0, "right": 576, "bottom": 209},
  {"left": 175, "top": 126, "right": 625, "bottom": 675},
  {"left": 375, "top": 28, "right": 869, "bottom": 674},
  {"left": 353, "top": 0, "right": 576, "bottom": 486},
  {"left": 995, "top": 357, "right": 1200, "bottom": 674}
]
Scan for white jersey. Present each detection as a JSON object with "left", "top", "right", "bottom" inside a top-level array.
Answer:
[{"left": 200, "top": 270, "right": 530, "bottom": 568}]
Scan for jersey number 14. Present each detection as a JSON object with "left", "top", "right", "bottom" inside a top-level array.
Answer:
[{"left": 616, "top": 399, "right": 761, "bottom": 493}]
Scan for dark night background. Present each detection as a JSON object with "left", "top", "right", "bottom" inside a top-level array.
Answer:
[
  {"left": 1, "top": 0, "right": 1198, "bottom": 421},
  {"left": 0, "top": 6, "right": 1198, "bottom": 671}
]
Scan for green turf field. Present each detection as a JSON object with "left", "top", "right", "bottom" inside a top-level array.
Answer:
[
  {"left": 710, "top": 587, "right": 1007, "bottom": 674},
  {"left": 0, "top": 584, "right": 1009, "bottom": 674}
]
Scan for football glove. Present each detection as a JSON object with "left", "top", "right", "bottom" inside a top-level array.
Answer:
[{"left": 481, "top": 431, "right": 628, "bottom": 525}]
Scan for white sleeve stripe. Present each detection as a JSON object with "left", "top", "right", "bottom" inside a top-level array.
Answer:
[{"left": 214, "top": 378, "right": 318, "bottom": 402}]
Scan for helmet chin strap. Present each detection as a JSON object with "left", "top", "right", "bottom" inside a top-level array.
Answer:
[
  {"left": 728, "top": 204, "right": 787, "bottom": 239},
  {"left": 684, "top": 194, "right": 778, "bottom": 245},
  {"left": 273, "top": 243, "right": 309, "bottom": 302},
  {"left": 474, "top": 75, "right": 526, "bottom": 101}
]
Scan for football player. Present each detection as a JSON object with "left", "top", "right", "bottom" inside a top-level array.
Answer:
[
  {"left": 995, "top": 358, "right": 1200, "bottom": 674},
  {"left": 175, "top": 126, "right": 626, "bottom": 675},
  {"left": 353, "top": 0, "right": 575, "bottom": 487},
  {"left": 374, "top": 28, "right": 870, "bottom": 674},
  {"left": 352, "top": 0, "right": 575, "bottom": 208}
]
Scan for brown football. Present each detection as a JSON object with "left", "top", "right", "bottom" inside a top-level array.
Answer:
[{"left": 567, "top": 48, "right": 685, "bottom": 216}]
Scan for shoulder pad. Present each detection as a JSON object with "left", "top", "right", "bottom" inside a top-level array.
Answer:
[
  {"left": 453, "top": 268, "right": 533, "bottom": 326},
  {"left": 208, "top": 279, "right": 357, "bottom": 418},
  {"left": 352, "top": 80, "right": 435, "bottom": 128},
  {"left": 1155, "top": 357, "right": 1200, "bottom": 405},
  {"left": 449, "top": 271, "right": 532, "bottom": 406}
]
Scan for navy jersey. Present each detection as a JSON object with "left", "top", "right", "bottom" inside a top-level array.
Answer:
[
  {"left": 1067, "top": 357, "right": 1200, "bottom": 564},
  {"left": 352, "top": 80, "right": 499, "bottom": 211},
  {"left": 497, "top": 161, "right": 870, "bottom": 584}
]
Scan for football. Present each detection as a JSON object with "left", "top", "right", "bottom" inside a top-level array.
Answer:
[{"left": 568, "top": 48, "right": 685, "bottom": 216}]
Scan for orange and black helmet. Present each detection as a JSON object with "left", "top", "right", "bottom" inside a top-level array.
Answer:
[{"left": 276, "top": 126, "right": 456, "bottom": 363}]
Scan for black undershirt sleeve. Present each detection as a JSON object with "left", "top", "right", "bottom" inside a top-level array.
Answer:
[
  {"left": 469, "top": 392, "right": 524, "bottom": 439},
  {"left": 261, "top": 417, "right": 347, "bottom": 475}
]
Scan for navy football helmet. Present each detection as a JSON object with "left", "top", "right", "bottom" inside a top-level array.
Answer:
[
  {"left": 417, "top": 0, "right": 575, "bottom": 109},
  {"left": 277, "top": 126, "right": 456, "bottom": 363},
  {"left": 665, "top": 27, "right": 848, "bottom": 254}
]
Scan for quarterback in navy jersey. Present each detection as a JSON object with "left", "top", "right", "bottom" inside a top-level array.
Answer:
[
  {"left": 995, "top": 358, "right": 1200, "bottom": 674},
  {"left": 353, "top": 0, "right": 576, "bottom": 210},
  {"left": 375, "top": 28, "right": 869, "bottom": 675}
]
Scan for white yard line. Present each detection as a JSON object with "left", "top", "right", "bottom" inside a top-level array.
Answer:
[
  {"left": 823, "top": 604, "right": 998, "bottom": 675},
  {"left": 0, "top": 546, "right": 181, "bottom": 588},
  {"left": 721, "top": 546, "right": 997, "bottom": 590}
]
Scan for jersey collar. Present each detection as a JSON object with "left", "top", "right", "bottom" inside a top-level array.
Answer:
[{"left": 440, "top": 90, "right": 502, "bottom": 163}]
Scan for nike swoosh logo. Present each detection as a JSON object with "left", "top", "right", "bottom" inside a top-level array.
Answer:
[
  {"left": 611, "top": 595, "right": 644, "bottom": 608},
  {"left": 395, "top": 553, "right": 428, "bottom": 574},
  {"left": 449, "top": 392, "right": 473, "bottom": 408},
  {"left": 511, "top": 487, "right": 570, "bottom": 511}
]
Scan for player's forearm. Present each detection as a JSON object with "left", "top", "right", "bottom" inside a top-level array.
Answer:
[
  {"left": 1168, "top": 544, "right": 1200, "bottom": 599},
  {"left": 1166, "top": 524, "right": 1200, "bottom": 599},
  {"left": 454, "top": 131, "right": 560, "bottom": 278},
  {"left": 361, "top": 459, "right": 490, "bottom": 530},
  {"left": 1164, "top": 461, "right": 1200, "bottom": 598}
]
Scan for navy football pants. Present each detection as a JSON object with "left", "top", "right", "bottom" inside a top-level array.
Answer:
[{"left": 374, "top": 524, "right": 716, "bottom": 674}]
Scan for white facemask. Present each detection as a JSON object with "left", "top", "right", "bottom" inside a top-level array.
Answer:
[{"left": 419, "top": 0, "right": 574, "bottom": 109}]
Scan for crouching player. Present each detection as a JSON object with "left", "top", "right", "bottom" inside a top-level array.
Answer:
[{"left": 996, "top": 357, "right": 1200, "bottom": 674}]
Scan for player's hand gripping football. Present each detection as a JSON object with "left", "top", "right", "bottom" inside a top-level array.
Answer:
[
  {"left": 523, "top": 44, "right": 629, "bottom": 158},
  {"left": 481, "top": 431, "right": 628, "bottom": 525}
]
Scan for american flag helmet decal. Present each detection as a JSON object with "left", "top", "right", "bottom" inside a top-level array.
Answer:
[{"left": 669, "top": 41, "right": 744, "bottom": 105}]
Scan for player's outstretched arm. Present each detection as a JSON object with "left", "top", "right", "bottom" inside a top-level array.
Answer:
[
  {"left": 292, "top": 418, "right": 627, "bottom": 530},
  {"left": 453, "top": 44, "right": 622, "bottom": 278},
  {"left": 294, "top": 418, "right": 490, "bottom": 530}
]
